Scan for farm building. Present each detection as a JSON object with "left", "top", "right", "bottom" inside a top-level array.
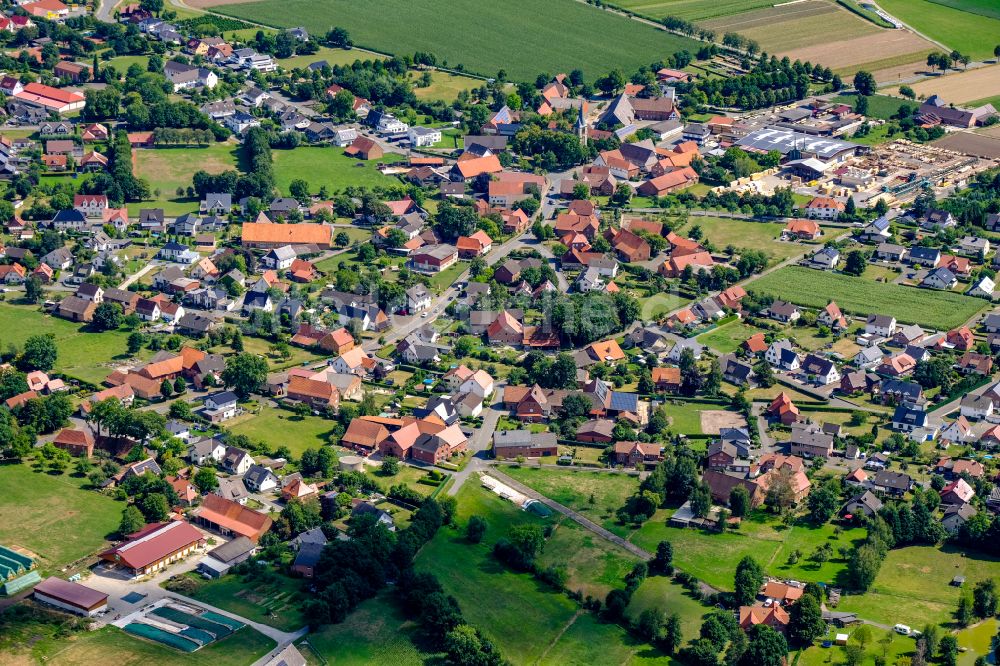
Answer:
[{"left": 33, "top": 577, "right": 108, "bottom": 616}]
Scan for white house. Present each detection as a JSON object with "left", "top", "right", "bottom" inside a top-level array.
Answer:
[
  {"left": 262, "top": 245, "right": 296, "bottom": 271},
  {"left": 968, "top": 275, "right": 995, "bottom": 299},
  {"left": 243, "top": 464, "right": 279, "bottom": 492},
  {"left": 576, "top": 267, "right": 606, "bottom": 293},
  {"left": 809, "top": 246, "right": 840, "bottom": 270},
  {"left": 922, "top": 267, "right": 957, "bottom": 290},
  {"left": 408, "top": 126, "right": 442, "bottom": 147},
  {"left": 765, "top": 339, "right": 800, "bottom": 371},
  {"left": 459, "top": 369, "right": 494, "bottom": 399},
  {"left": 800, "top": 353, "right": 840, "bottom": 386},
  {"left": 158, "top": 241, "right": 199, "bottom": 264},
  {"left": 406, "top": 284, "right": 431, "bottom": 312},
  {"left": 960, "top": 393, "right": 994, "bottom": 421},
  {"left": 865, "top": 314, "right": 897, "bottom": 337},
  {"left": 188, "top": 437, "right": 226, "bottom": 465},
  {"left": 204, "top": 390, "right": 239, "bottom": 422}
]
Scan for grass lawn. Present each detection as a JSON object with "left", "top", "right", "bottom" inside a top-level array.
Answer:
[
  {"left": 626, "top": 575, "right": 710, "bottom": 644},
  {"left": 697, "top": 319, "right": 764, "bottom": 353},
  {"left": 836, "top": 545, "right": 1000, "bottom": 627},
  {"left": 501, "top": 467, "right": 639, "bottom": 537},
  {"left": 271, "top": 146, "right": 405, "bottom": 196},
  {"left": 226, "top": 404, "right": 337, "bottom": 457},
  {"left": 215, "top": 0, "right": 702, "bottom": 81},
  {"left": 277, "top": 45, "right": 385, "bottom": 70},
  {"left": 0, "top": 301, "right": 138, "bottom": 385},
  {"left": 0, "top": 464, "right": 121, "bottom": 574},
  {"left": 222, "top": 335, "right": 323, "bottom": 371},
  {"left": 659, "top": 400, "right": 722, "bottom": 436},
  {"left": 536, "top": 520, "right": 640, "bottom": 599},
  {"left": 415, "top": 483, "right": 580, "bottom": 665},
  {"left": 105, "top": 54, "right": 150, "bottom": 74},
  {"left": 181, "top": 571, "right": 307, "bottom": 632},
  {"left": 630, "top": 512, "right": 866, "bottom": 591},
  {"left": 832, "top": 93, "right": 912, "bottom": 120},
  {"left": 370, "top": 464, "right": 443, "bottom": 498},
  {"left": 539, "top": 611, "right": 674, "bottom": 666},
  {"left": 412, "top": 71, "right": 483, "bottom": 102},
  {"left": 639, "top": 292, "right": 692, "bottom": 321},
  {"left": 301, "top": 591, "right": 427, "bottom": 665},
  {"left": 747, "top": 266, "right": 986, "bottom": 330},
  {"left": 133, "top": 143, "right": 244, "bottom": 216},
  {"left": 796, "top": 625, "right": 916, "bottom": 666},
  {"left": 427, "top": 261, "right": 467, "bottom": 291},
  {"left": 680, "top": 217, "right": 813, "bottom": 266},
  {"left": 876, "top": 0, "right": 1000, "bottom": 60},
  {"left": 32, "top": 626, "right": 274, "bottom": 666}
]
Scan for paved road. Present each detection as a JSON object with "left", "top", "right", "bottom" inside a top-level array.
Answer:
[
  {"left": 447, "top": 386, "right": 505, "bottom": 496},
  {"left": 118, "top": 260, "right": 161, "bottom": 289}
]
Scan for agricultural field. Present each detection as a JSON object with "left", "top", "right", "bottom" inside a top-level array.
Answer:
[
  {"left": 746, "top": 266, "right": 986, "bottom": 330},
  {"left": 609, "top": 0, "right": 774, "bottom": 21},
  {"left": 0, "top": 302, "right": 141, "bottom": 385},
  {"left": 133, "top": 142, "right": 245, "bottom": 216},
  {"left": 270, "top": 146, "right": 406, "bottom": 196},
  {"left": 226, "top": 404, "right": 337, "bottom": 457},
  {"left": 886, "top": 64, "right": 1000, "bottom": 105},
  {"left": 876, "top": 0, "right": 1000, "bottom": 60},
  {"left": 213, "top": 0, "right": 703, "bottom": 80},
  {"left": 0, "top": 464, "right": 121, "bottom": 575},
  {"left": 27, "top": 626, "right": 275, "bottom": 666}
]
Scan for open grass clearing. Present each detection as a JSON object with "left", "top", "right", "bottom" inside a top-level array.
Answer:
[
  {"left": 796, "top": 625, "right": 916, "bottom": 666},
  {"left": 876, "top": 0, "right": 1000, "bottom": 60},
  {"left": 214, "top": 0, "right": 703, "bottom": 80},
  {"left": 30, "top": 626, "right": 274, "bottom": 666},
  {"left": 226, "top": 403, "right": 336, "bottom": 457},
  {"left": 134, "top": 142, "right": 244, "bottom": 216},
  {"left": 271, "top": 146, "right": 405, "bottom": 196},
  {"left": 697, "top": 319, "right": 765, "bottom": 353},
  {"left": 0, "top": 301, "right": 140, "bottom": 385},
  {"left": 630, "top": 512, "right": 866, "bottom": 590},
  {"left": 831, "top": 92, "right": 913, "bottom": 120},
  {"left": 639, "top": 292, "right": 692, "bottom": 321},
  {"left": 277, "top": 45, "right": 386, "bottom": 70},
  {"left": 836, "top": 545, "right": 1000, "bottom": 627},
  {"left": 501, "top": 466, "right": 638, "bottom": 537},
  {"left": 412, "top": 71, "right": 484, "bottom": 102},
  {"left": 679, "top": 217, "right": 814, "bottom": 265},
  {"left": 300, "top": 591, "right": 427, "bottom": 665},
  {"left": 746, "top": 266, "right": 986, "bottom": 330},
  {"left": 536, "top": 520, "right": 640, "bottom": 599},
  {"left": 626, "top": 575, "right": 710, "bottom": 643},
  {"left": 0, "top": 464, "right": 121, "bottom": 575}
]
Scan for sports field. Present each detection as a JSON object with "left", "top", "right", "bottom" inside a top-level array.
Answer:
[
  {"left": 877, "top": 0, "right": 1000, "bottom": 60},
  {"left": 271, "top": 146, "right": 405, "bottom": 196},
  {"left": 747, "top": 266, "right": 986, "bottom": 330},
  {"left": 0, "top": 464, "right": 122, "bottom": 574},
  {"left": 212, "top": 0, "right": 703, "bottom": 80}
]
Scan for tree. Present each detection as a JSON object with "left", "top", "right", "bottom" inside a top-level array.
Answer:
[
  {"left": 843, "top": 250, "right": 868, "bottom": 276},
  {"left": 193, "top": 467, "right": 218, "bottom": 493},
  {"left": 160, "top": 379, "right": 173, "bottom": 399},
  {"left": 419, "top": 592, "right": 463, "bottom": 645},
  {"left": 899, "top": 85, "right": 916, "bottom": 100},
  {"left": 652, "top": 540, "right": 674, "bottom": 574},
  {"left": 806, "top": 481, "right": 839, "bottom": 525},
  {"left": 848, "top": 543, "right": 883, "bottom": 591},
  {"left": 443, "top": 625, "right": 505, "bottom": 666},
  {"left": 127, "top": 332, "right": 145, "bottom": 355},
  {"left": 118, "top": 505, "right": 146, "bottom": 536},
  {"left": 734, "top": 556, "right": 764, "bottom": 606},
  {"left": 973, "top": 579, "right": 997, "bottom": 618},
  {"left": 140, "top": 493, "right": 170, "bottom": 522},
  {"left": 380, "top": 456, "right": 399, "bottom": 475},
  {"left": 604, "top": 588, "right": 631, "bottom": 620},
  {"left": 662, "top": 613, "right": 683, "bottom": 654},
  {"left": 703, "top": 359, "right": 722, "bottom": 397},
  {"left": 730, "top": 485, "right": 751, "bottom": 517},
  {"left": 24, "top": 276, "right": 43, "bottom": 304},
  {"left": 852, "top": 625, "right": 872, "bottom": 651},
  {"left": 93, "top": 302, "right": 124, "bottom": 331},
  {"left": 740, "top": 625, "right": 788, "bottom": 666},
  {"left": 466, "top": 515, "right": 488, "bottom": 543},
  {"left": 788, "top": 594, "right": 826, "bottom": 646},
  {"left": 221, "top": 352, "right": 268, "bottom": 399},
  {"left": 957, "top": 592, "right": 974, "bottom": 626},
  {"left": 20, "top": 334, "right": 57, "bottom": 372},
  {"left": 494, "top": 524, "right": 544, "bottom": 570},
  {"left": 853, "top": 70, "right": 877, "bottom": 96},
  {"left": 691, "top": 482, "right": 712, "bottom": 517},
  {"left": 921, "top": 624, "right": 940, "bottom": 657},
  {"left": 939, "top": 635, "right": 958, "bottom": 666}
]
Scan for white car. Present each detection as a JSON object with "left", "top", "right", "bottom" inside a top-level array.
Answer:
[{"left": 894, "top": 624, "right": 911, "bottom": 636}]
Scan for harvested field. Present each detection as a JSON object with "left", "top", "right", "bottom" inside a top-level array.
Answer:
[
  {"left": 886, "top": 65, "right": 1000, "bottom": 105},
  {"left": 700, "top": 409, "right": 747, "bottom": 434},
  {"left": 781, "top": 29, "right": 934, "bottom": 73},
  {"left": 867, "top": 53, "right": 938, "bottom": 84},
  {"left": 933, "top": 132, "right": 1000, "bottom": 159},
  {"left": 703, "top": 1, "right": 878, "bottom": 54}
]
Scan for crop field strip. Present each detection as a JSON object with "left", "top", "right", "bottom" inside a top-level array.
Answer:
[
  {"left": 212, "top": 0, "right": 703, "bottom": 81},
  {"left": 876, "top": 0, "right": 1000, "bottom": 60},
  {"left": 607, "top": 0, "right": 774, "bottom": 21}
]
